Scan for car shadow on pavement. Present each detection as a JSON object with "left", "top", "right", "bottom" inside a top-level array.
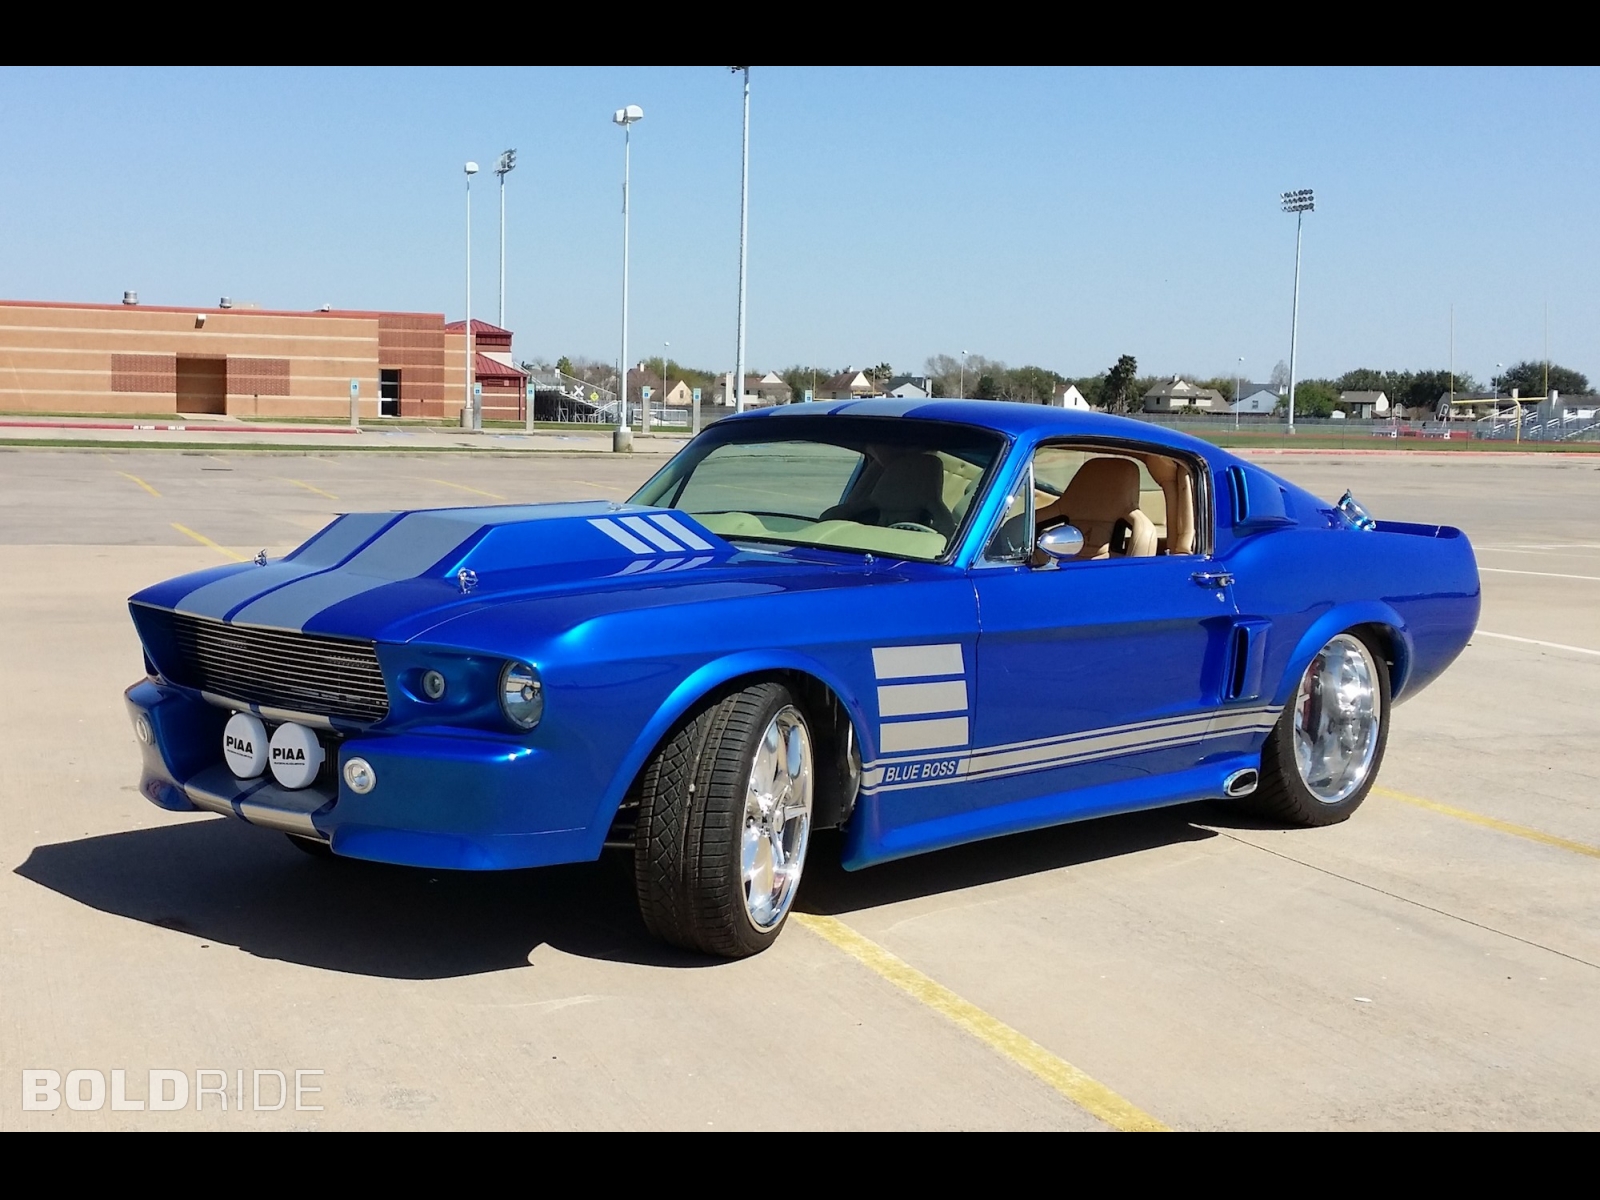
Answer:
[
  {"left": 798, "top": 803, "right": 1219, "bottom": 916},
  {"left": 17, "top": 803, "right": 1221, "bottom": 979},
  {"left": 14, "top": 815, "right": 697, "bottom": 979}
]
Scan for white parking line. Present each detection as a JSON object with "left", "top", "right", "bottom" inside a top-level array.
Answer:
[
  {"left": 1476, "top": 631, "right": 1600, "bottom": 658},
  {"left": 1480, "top": 567, "right": 1600, "bottom": 582}
]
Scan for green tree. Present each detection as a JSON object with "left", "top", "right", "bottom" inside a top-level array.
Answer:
[
  {"left": 1496, "top": 360, "right": 1589, "bottom": 399},
  {"left": 1289, "top": 380, "right": 1339, "bottom": 418},
  {"left": 780, "top": 365, "right": 834, "bottom": 400},
  {"left": 1006, "top": 365, "right": 1065, "bottom": 404},
  {"left": 555, "top": 355, "right": 573, "bottom": 375},
  {"left": 867, "top": 362, "right": 894, "bottom": 385},
  {"left": 1103, "top": 355, "right": 1140, "bottom": 414}
]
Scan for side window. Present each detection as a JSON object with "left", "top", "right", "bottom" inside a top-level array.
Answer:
[{"left": 1027, "top": 444, "right": 1199, "bottom": 561}]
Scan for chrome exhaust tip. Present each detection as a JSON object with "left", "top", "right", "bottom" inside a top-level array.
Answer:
[{"left": 1223, "top": 768, "right": 1259, "bottom": 798}]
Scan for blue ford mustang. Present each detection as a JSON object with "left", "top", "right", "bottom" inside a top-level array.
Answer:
[{"left": 125, "top": 401, "right": 1480, "bottom": 957}]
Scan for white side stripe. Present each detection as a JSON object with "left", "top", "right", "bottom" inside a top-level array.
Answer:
[
  {"left": 590, "top": 519, "right": 654, "bottom": 554},
  {"left": 873, "top": 643, "right": 964, "bottom": 680},
  {"left": 620, "top": 515, "right": 686, "bottom": 552},
  {"left": 879, "top": 679, "right": 968, "bottom": 717},
  {"left": 650, "top": 513, "right": 714, "bottom": 551}
]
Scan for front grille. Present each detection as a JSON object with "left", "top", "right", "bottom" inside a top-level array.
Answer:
[{"left": 153, "top": 610, "right": 389, "bottom": 723}]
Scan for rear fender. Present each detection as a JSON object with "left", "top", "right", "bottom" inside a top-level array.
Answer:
[{"left": 1271, "top": 601, "right": 1412, "bottom": 708}]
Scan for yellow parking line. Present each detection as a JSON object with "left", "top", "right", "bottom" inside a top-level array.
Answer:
[
  {"left": 425, "top": 478, "right": 507, "bottom": 501},
  {"left": 794, "top": 913, "right": 1167, "bottom": 1132},
  {"left": 171, "top": 523, "right": 249, "bottom": 563},
  {"left": 118, "top": 471, "right": 160, "bottom": 498},
  {"left": 1375, "top": 787, "right": 1600, "bottom": 859},
  {"left": 282, "top": 478, "right": 339, "bottom": 501},
  {"left": 571, "top": 480, "right": 628, "bottom": 494}
]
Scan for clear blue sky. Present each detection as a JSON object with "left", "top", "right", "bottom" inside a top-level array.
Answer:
[{"left": 2, "top": 67, "right": 1596, "bottom": 387}]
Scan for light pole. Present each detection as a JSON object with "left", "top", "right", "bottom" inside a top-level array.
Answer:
[
  {"left": 1281, "top": 189, "right": 1313, "bottom": 434},
  {"left": 613, "top": 105, "right": 643, "bottom": 453},
  {"left": 959, "top": 349, "right": 969, "bottom": 400},
  {"left": 496, "top": 149, "right": 516, "bottom": 329},
  {"left": 659, "top": 340, "right": 669, "bottom": 431},
  {"left": 731, "top": 67, "right": 751, "bottom": 414},
  {"left": 465, "top": 161, "right": 480, "bottom": 429},
  {"left": 1236, "top": 356, "right": 1244, "bottom": 430}
]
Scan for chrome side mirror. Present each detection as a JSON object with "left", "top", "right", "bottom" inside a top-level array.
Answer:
[{"left": 1036, "top": 524, "right": 1085, "bottom": 562}]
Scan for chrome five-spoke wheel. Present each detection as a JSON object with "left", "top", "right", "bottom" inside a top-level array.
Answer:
[
  {"left": 1292, "top": 633, "right": 1382, "bottom": 805},
  {"left": 1245, "top": 629, "right": 1390, "bottom": 827},
  {"left": 741, "top": 705, "right": 814, "bottom": 930}
]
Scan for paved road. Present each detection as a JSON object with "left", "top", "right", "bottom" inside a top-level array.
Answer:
[{"left": 3, "top": 448, "right": 1597, "bottom": 1128}]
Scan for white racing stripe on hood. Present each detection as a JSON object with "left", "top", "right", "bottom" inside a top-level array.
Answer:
[{"left": 228, "top": 511, "right": 486, "bottom": 631}]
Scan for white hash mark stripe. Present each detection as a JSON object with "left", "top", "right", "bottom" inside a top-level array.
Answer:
[
  {"left": 878, "top": 679, "right": 969, "bottom": 717},
  {"left": 879, "top": 716, "right": 969, "bottom": 754},
  {"left": 649, "top": 513, "right": 714, "bottom": 551},
  {"left": 589, "top": 519, "right": 654, "bottom": 555},
  {"left": 873, "top": 643, "right": 964, "bottom": 680},
  {"left": 620, "top": 515, "right": 686, "bottom": 552}
]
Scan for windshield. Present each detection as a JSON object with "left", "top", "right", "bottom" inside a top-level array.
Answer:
[{"left": 630, "top": 416, "right": 1006, "bottom": 561}]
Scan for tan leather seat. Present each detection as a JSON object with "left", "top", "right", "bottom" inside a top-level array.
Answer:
[
  {"left": 821, "top": 452, "right": 956, "bottom": 535},
  {"left": 1036, "top": 457, "right": 1158, "bottom": 559}
]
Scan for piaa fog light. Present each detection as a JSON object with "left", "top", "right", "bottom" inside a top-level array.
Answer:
[
  {"left": 133, "top": 713, "right": 153, "bottom": 745},
  {"left": 499, "top": 661, "right": 544, "bottom": 730},
  {"left": 343, "top": 757, "right": 377, "bottom": 795},
  {"left": 268, "top": 722, "right": 324, "bottom": 790},
  {"left": 223, "top": 712, "right": 268, "bottom": 778},
  {"left": 421, "top": 669, "right": 447, "bottom": 701}
]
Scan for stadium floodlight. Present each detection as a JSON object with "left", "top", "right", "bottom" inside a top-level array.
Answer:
[
  {"left": 1281, "top": 188, "right": 1314, "bottom": 433},
  {"left": 464, "top": 162, "right": 480, "bottom": 429},
  {"left": 1281, "top": 188, "right": 1315, "bottom": 214},
  {"left": 612, "top": 107, "right": 644, "bottom": 451},
  {"left": 496, "top": 149, "right": 516, "bottom": 329}
]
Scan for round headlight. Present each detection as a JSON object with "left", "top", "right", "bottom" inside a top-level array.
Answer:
[
  {"left": 499, "top": 661, "right": 544, "bottom": 730},
  {"left": 421, "top": 669, "right": 447, "bottom": 701},
  {"left": 343, "top": 757, "right": 377, "bottom": 795},
  {"left": 133, "top": 713, "right": 153, "bottom": 745}
]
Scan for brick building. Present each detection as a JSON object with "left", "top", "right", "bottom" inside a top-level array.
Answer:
[{"left": 0, "top": 298, "right": 527, "bottom": 421}]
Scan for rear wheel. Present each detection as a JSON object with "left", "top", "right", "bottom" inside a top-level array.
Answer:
[
  {"left": 634, "top": 682, "right": 814, "bottom": 957},
  {"left": 1246, "top": 631, "right": 1389, "bottom": 827}
]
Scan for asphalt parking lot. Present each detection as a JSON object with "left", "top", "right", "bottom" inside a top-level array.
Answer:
[{"left": 3, "top": 445, "right": 1598, "bottom": 1129}]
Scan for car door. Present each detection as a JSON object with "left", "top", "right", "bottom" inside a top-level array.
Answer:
[{"left": 961, "top": 443, "right": 1239, "bottom": 821}]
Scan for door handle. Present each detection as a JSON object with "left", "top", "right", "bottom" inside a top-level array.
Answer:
[{"left": 1191, "top": 570, "right": 1235, "bottom": 588}]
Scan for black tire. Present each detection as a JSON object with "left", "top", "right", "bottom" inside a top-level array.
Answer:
[
  {"left": 633, "top": 681, "right": 804, "bottom": 958},
  {"left": 285, "top": 834, "right": 335, "bottom": 859},
  {"left": 1243, "top": 630, "right": 1391, "bottom": 828}
]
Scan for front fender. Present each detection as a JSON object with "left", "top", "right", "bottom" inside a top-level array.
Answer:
[
  {"left": 583, "top": 648, "right": 872, "bottom": 846},
  {"left": 1271, "top": 600, "right": 1413, "bottom": 708}
]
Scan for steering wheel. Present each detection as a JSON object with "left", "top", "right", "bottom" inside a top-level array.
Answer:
[{"left": 889, "top": 522, "right": 939, "bottom": 535}]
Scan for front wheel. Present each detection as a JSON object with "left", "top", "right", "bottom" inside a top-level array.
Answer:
[
  {"left": 1245, "top": 631, "right": 1389, "bottom": 827},
  {"left": 634, "top": 682, "right": 815, "bottom": 957}
]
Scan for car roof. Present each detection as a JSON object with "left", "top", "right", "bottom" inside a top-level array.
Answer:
[{"left": 725, "top": 398, "right": 1220, "bottom": 458}]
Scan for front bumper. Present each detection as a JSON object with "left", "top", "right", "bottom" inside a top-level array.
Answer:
[{"left": 125, "top": 679, "right": 602, "bottom": 871}]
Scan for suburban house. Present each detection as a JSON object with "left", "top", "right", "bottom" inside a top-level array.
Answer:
[
  {"left": 1142, "top": 376, "right": 1224, "bottom": 413},
  {"left": 820, "top": 369, "right": 874, "bottom": 400},
  {"left": 885, "top": 374, "right": 933, "bottom": 399},
  {"left": 705, "top": 371, "right": 793, "bottom": 407},
  {"left": 1052, "top": 383, "right": 1092, "bottom": 409},
  {"left": 625, "top": 365, "right": 693, "bottom": 407},
  {"left": 1229, "top": 383, "right": 1282, "bottom": 415},
  {"left": 1338, "top": 390, "right": 1390, "bottom": 419}
]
